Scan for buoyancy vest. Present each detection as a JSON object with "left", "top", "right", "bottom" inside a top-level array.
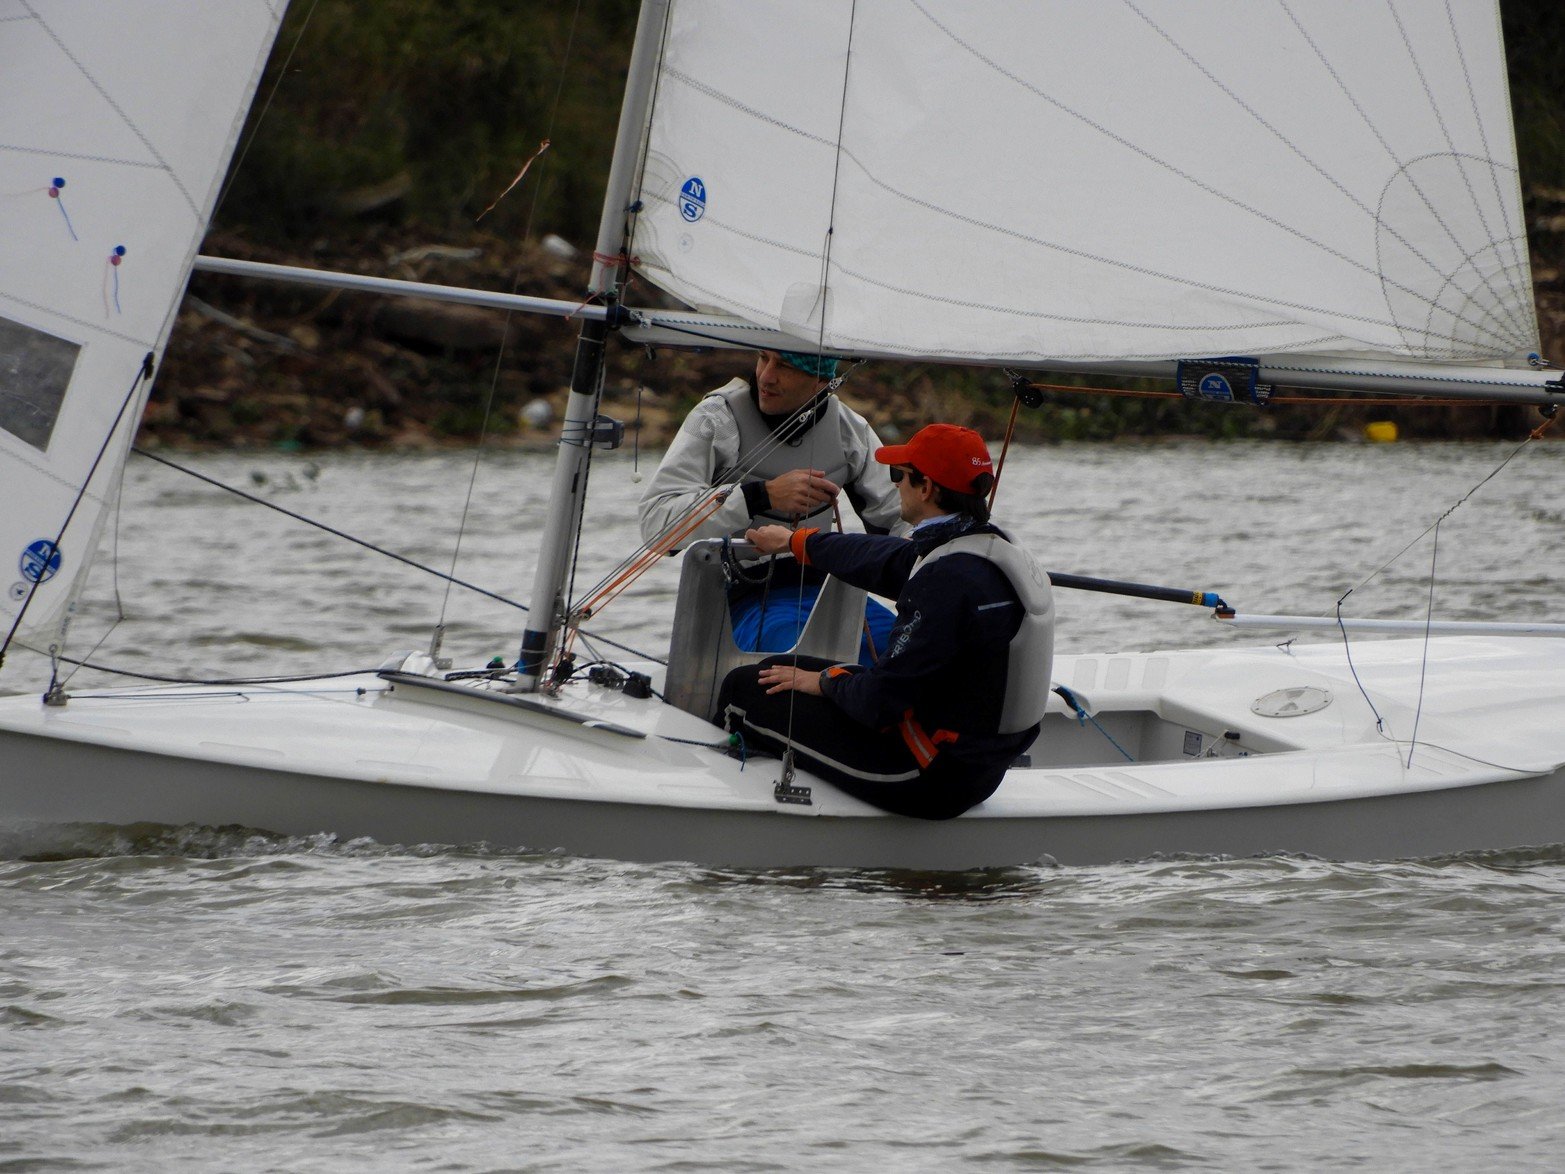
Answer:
[
  {"left": 713, "top": 383, "right": 856, "bottom": 530},
  {"left": 911, "top": 533, "right": 1055, "bottom": 734}
]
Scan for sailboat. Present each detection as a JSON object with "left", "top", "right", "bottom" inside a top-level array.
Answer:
[{"left": 3, "top": 0, "right": 1564, "bottom": 869}]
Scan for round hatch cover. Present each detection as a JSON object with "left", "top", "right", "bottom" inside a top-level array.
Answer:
[{"left": 1252, "top": 686, "right": 1333, "bottom": 718}]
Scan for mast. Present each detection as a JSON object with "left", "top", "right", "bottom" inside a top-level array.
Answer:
[{"left": 513, "top": 0, "right": 670, "bottom": 692}]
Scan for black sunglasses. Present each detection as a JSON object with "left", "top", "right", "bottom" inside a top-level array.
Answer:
[{"left": 888, "top": 465, "right": 924, "bottom": 485}]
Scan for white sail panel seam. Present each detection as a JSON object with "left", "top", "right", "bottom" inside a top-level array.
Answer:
[
  {"left": 0, "top": 292, "right": 154, "bottom": 351},
  {"left": 0, "top": 440, "right": 115, "bottom": 503},
  {"left": 1383, "top": 0, "right": 1526, "bottom": 339},
  {"left": 830, "top": 263, "right": 1340, "bottom": 337},
  {"left": 639, "top": 188, "right": 824, "bottom": 263},
  {"left": 0, "top": 144, "right": 167, "bottom": 172},
  {"left": 1442, "top": 0, "right": 1535, "bottom": 339},
  {"left": 834, "top": 149, "right": 1505, "bottom": 357},
  {"left": 908, "top": 1, "right": 1527, "bottom": 354},
  {"left": 1409, "top": 240, "right": 1534, "bottom": 354},
  {"left": 1126, "top": 0, "right": 1530, "bottom": 346},
  {"left": 641, "top": 154, "right": 1493, "bottom": 355},
  {"left": 20, "top": 1, "right": 201, "bottom": 217},
  {"left": 1278, "top": 0, "right": 1533, "bottom": 347},
  {"left": 662, "top": 67, "right": 838, "bottom": 150}
]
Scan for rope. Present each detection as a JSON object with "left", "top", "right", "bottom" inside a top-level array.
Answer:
[
  {"left": 989, "top": 392, "right": 1022, "bottom": 509},
  {"left": 1334, "top": 589, "right": 1387, "bottom": 737},
  {"left": 569, "top": 383, "right": 848, "bottom": 613},
  {"left": 570, "top": 489, "right": 729, "bottom": 626},
  {"left": 476, "top": 140, "right": 551, "bottom": 222},
  {"left": 1406, "top": 519, "right": 1440, "bottom": 768},
  {"left": 1052, "top": 686, "right": 1135, "bottom": 762}
]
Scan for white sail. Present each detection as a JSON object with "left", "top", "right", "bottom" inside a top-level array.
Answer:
[
  {"left": 0, "top": 1, "right": 285, "bottom": 657},
  {"left": 630, "top": 0, "right": 1538, "bottom": 368}
]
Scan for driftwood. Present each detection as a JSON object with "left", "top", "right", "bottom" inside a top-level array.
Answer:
[
  {"left": 187, "top": 296, "right": 300, "bottom": 353},
  {"left": 369, "top": 298, "right": 508, "bottom": 351}
]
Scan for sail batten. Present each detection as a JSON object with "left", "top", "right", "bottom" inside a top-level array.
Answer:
[{"left": 630, "top": 0, "right": 1538, "bottom": 371}]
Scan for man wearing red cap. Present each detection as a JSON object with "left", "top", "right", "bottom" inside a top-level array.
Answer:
[{"left": 715, "top": 424, "right": 1055, "bottom": 819}]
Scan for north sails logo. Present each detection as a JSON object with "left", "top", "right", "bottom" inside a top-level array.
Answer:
[
  {"left": 679, "top": 177, "right": 706, "bottom": 223},
  {"left": 11, "top": 539, "right": 62, "bottom": 600},
  {"left": 1199, "top": 373, "right": 1234, "bottom": 400},
  {"left": 19, "top": 539, "right": 61, "bottom": 584}
]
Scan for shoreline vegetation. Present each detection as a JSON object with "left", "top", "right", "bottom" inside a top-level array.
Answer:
[{"left": 143, "top": 1, "right": 1565, "bottom": 452}]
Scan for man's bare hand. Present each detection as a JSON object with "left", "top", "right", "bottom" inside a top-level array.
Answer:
[
  {"left": 745, "top": 525, "right": 794, "bottom": 555},
  {"left": 764, "top": 468, "right": 839, "bottom": 517},
  {"left": 758, "top": 663, "right": 823, "bottom": 696}
]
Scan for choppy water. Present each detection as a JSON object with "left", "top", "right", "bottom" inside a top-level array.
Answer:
[{"left": 4, "top": 439, "right": 1565, "bottom": 1169}]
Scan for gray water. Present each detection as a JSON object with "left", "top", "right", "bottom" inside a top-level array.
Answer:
[{"left": 3, "top": 440, "right": 1564, "bottom": 1170}]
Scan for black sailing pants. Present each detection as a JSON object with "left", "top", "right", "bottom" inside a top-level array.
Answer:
[{"left": 716, "top": 655, "right": 995, "bottom": 820}]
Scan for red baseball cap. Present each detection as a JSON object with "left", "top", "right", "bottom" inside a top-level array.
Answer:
[{"left": 875, "top": 424, "right": 994, "bottom": 494}]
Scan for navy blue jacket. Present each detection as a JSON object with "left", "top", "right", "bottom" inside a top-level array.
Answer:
[{"left": 801, "top": 515, "right": 1037, "bottom": 772}]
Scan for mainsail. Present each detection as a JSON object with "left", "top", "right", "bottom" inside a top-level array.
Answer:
[
  {"left": 629, "top": 0, "right": 1539, "bottom": 369},
  {"left": 0, "top": 1, "right": 285, "bottom": 657}
]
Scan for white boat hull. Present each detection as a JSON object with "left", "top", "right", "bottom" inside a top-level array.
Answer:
[{"left": 2, "top": 637, "right": 1562, "bottom": 868}]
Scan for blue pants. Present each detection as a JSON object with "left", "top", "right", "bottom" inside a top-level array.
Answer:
[{"left": 730, "top": 585, "right": 895, "bottom": 668}]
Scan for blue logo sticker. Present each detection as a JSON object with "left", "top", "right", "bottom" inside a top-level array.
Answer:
[
  {"left": 19, "top": 539, "right": 62, "bottom": 584},
  {"left": 679, "top": 176, "right": 706, "bottom": 223},
  {"left": 1198, "top": 373, "right": 1234, "bottom": 400}
]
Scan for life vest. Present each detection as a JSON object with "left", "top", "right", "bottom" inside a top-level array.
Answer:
[
  {"left": 713, "top": 381, "right": 856, "bottom": 530},
  {"left": 910, "top": 533, "right": 1055, "bottom": 734}
]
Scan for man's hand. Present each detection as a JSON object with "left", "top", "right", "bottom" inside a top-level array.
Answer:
[
  {"left": 764, "top": 468, "right": 839, "bottom": 517},
  {"left": 745, "top": 525, "right": 794, "bottom": 555},
  {"left": 758, "top": 663, "right": 824, "bottom": 696}
]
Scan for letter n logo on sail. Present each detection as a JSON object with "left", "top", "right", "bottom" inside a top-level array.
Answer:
[
  {"left": 679, "top": 177, "right": 706, "bottom": 223},
  {"left": 1198, "top": 373, "right": 1234, "bottom": 402},
  {"left": 20, "top": 540, "right": 62, "bottom": 583}
]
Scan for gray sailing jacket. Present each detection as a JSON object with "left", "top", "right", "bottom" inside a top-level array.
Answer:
[{"left": 638, "top": 377, "right": 905, "bottom": 546}]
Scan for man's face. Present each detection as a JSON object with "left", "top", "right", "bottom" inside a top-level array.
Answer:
[
  {"left": 755, "top": 350, "right": 825, "bottom": 416},
  {"left": 892, "top": 465, "right": 933, "bottom": 524}
]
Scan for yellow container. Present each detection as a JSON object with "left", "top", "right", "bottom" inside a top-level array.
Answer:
[{"left": 1364, "top": 420, "right": 1398, "bottom": 443}]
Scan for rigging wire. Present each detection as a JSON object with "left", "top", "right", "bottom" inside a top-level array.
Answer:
[
  {"left": 28, "top": 655, "right": 384, "bottom": 688},
  {"left": 1342, "top": 410, "right": 1557, "bottom": 599},
  {"left": 1, "top": 356, "right": 152, "bottom": 673},
  {"left": 553, "top": 0, "right": 671, "bottom": 673},
  {"left": 439, "top": 0, "right": 585, "bottom": 640},
  {"left": 55, "top": 453, "right": 139, "bottom": 691},
  {"left": 127, "top": 447, "right": 666, "bottom": 665},
  {"left": 1326, "top": 409, "right": 1555, "bottom": 745},
  {"left": 1406, "top": 519, "right": 1441, "bottom": 768},
  {"left": 768, "top": 0, "right": 863, "bottom": 756},
  {"left": 211, "top": 0, "right": 321, "bottom": 218}
]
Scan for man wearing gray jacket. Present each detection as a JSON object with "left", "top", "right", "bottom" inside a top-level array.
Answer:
[{"left": 639, "top": 349, "right": 902, "bottom": 659}]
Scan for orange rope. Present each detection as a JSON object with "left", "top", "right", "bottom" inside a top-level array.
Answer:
[
  {"left": 574, "top": 491, "right": 728, "bottom": 624},
  {"left": 476, "top": 140, "right": 551, "bottom": 222},
  {"left": 989, "top": 394, "right": 1021, "bottom": 509},
  {"left": 554, "top": 491, "right": 732, "bottom": 669}
]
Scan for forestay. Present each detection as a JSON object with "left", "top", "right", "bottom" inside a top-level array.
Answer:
[
  {"left": 629, "top": 0, "right": 1538, "bottom": 367},
  {"left": 0, "top": 1, "right": 284, "bottom": 655}
]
